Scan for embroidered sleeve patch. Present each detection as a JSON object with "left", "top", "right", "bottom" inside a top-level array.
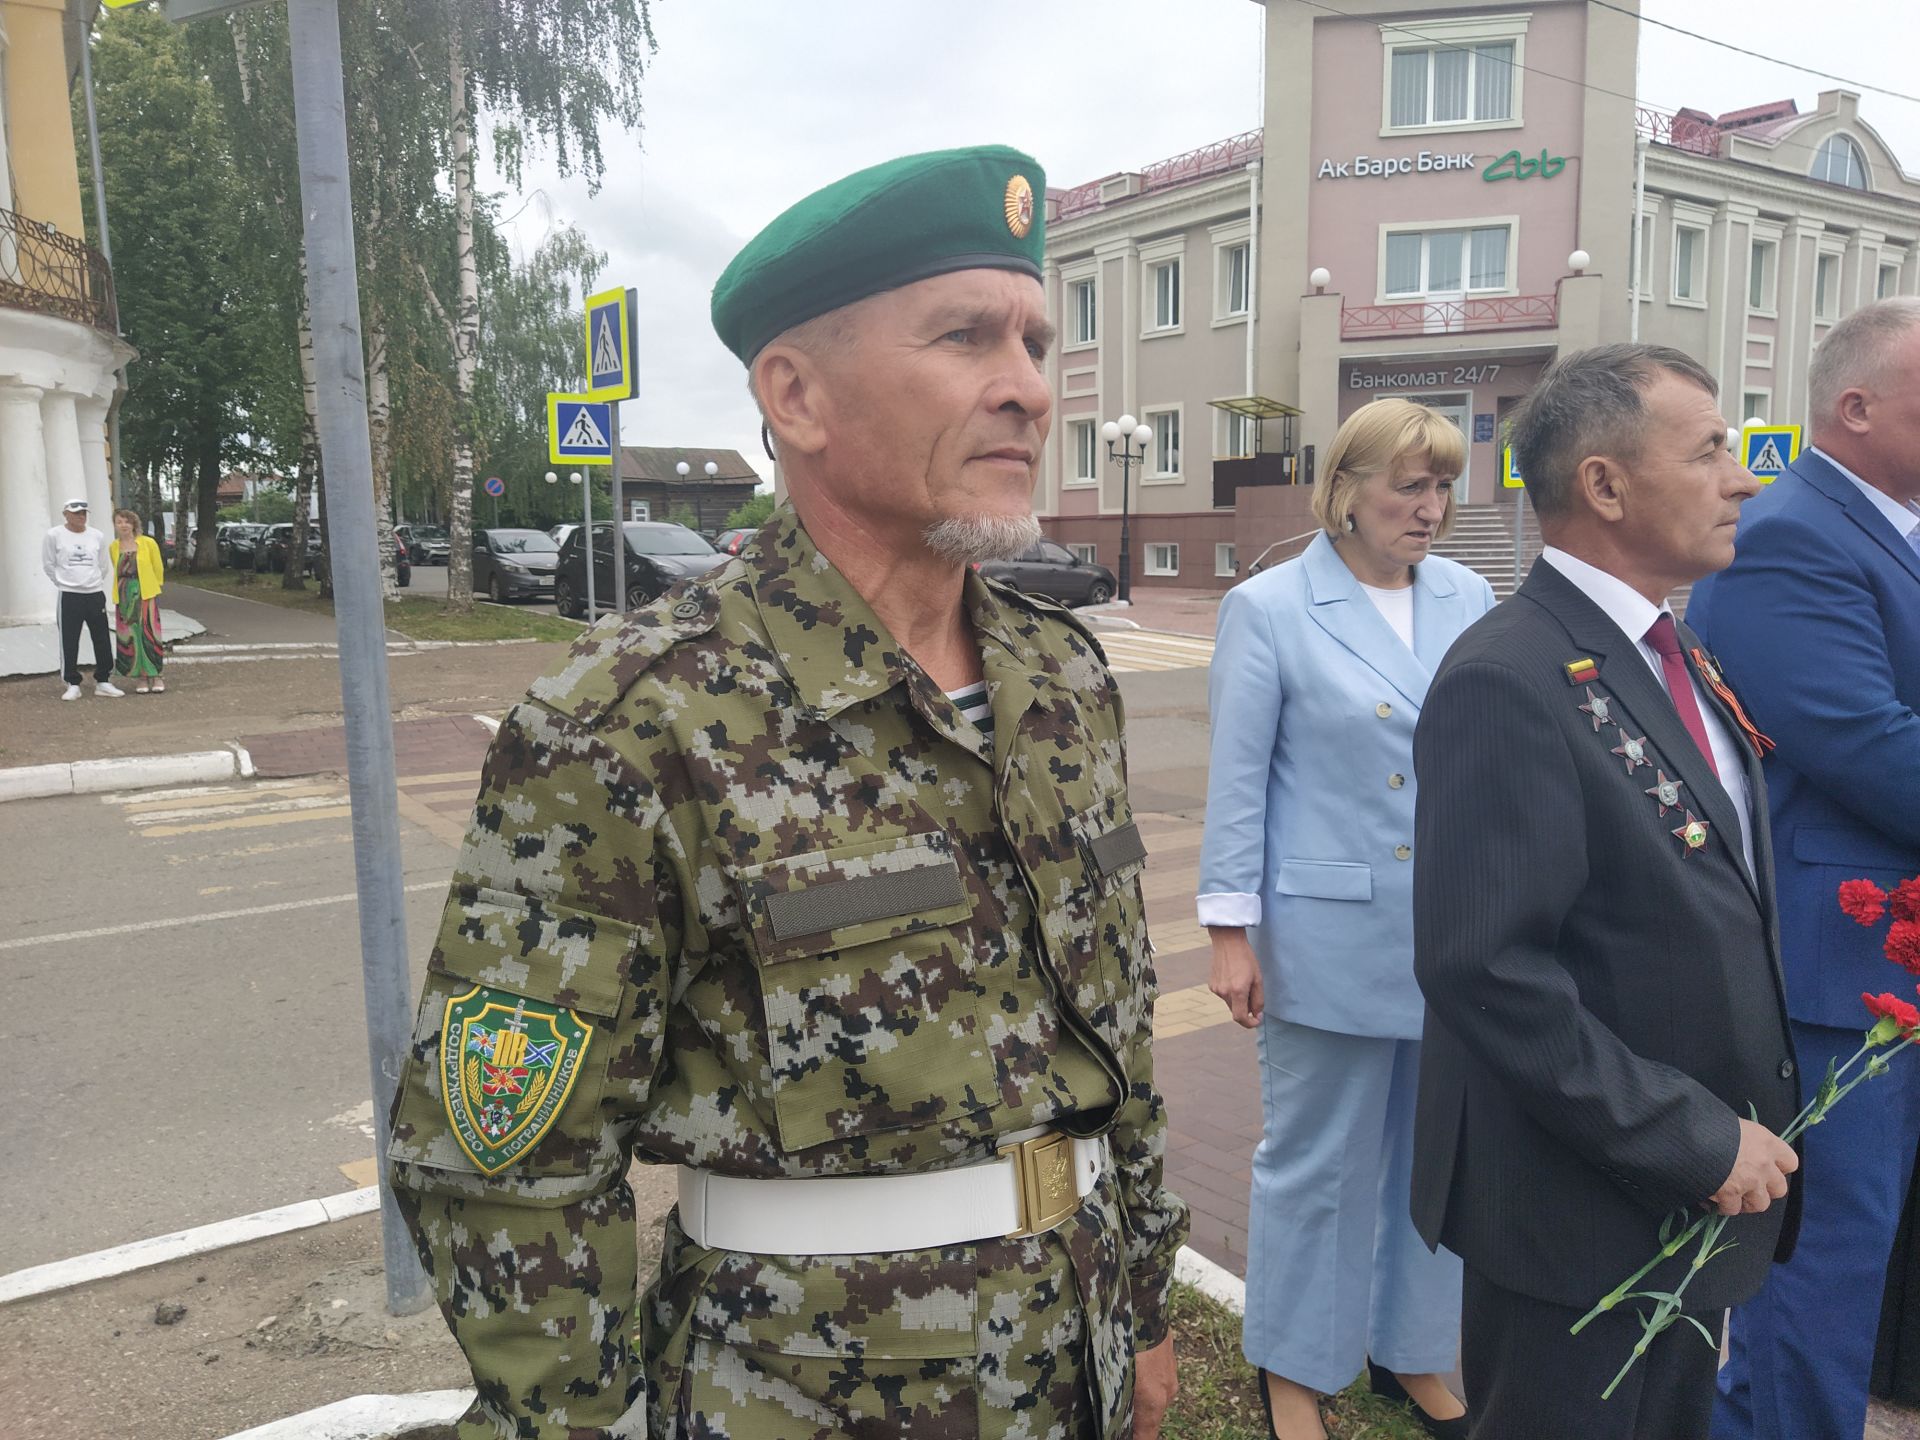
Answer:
[{"left": 439, "top": 985, "right": 594, "bottom": 1175}]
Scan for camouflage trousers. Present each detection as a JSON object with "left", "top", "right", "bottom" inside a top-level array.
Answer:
[{"left": 641, "top": 1211, "right": 1113, "bottom": 1439}]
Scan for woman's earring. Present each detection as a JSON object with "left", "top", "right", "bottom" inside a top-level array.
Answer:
[{"left": 1344, "top": 514, "right": 1357, "bottom": 533}]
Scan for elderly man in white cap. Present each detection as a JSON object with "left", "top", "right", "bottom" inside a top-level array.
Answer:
[{"left": 42, "top": 499, "right": 121, "bottom": 700}]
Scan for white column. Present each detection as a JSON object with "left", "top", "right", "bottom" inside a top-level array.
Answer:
[
  {"left": 41, "top": 390, "right": 85, "bottom": 521},
  {"left": 76, "top": 397, "right": 112, "bottom": 521},
  {"left": 0, "top": 384, "right": 52, "bottom": 624}
]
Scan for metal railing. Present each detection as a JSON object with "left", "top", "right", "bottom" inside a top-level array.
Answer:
[
  {"left": 1246, "top": 528, "right": 1322, "bottom": 576},
  {"left": 0, "top": 206, "right": 117, "bottom": 333},
  {"left": 1636, "top": 105, "right": 1722, "bottom": 157},
  {"left": 1341, "top": 292, "right": 1558, "bottom": 339},
  {"left": 1054, "top": 129, "right": 1264, "bottom": 220}
]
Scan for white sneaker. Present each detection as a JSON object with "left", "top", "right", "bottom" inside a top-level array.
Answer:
[
  {"left": 61, "top": 685, "right": 81, "bottom": 701},
  {"left": 95, "top": 681, "right": 125, "bottom": 698}
]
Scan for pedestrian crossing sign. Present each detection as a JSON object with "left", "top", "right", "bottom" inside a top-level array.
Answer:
[
  {"left": 583, "top": 287, "right": 636, "bottom": 401},
  {"left": 547, "top": 393, "right": 615, "bottom": 465},
  {"left": 1501, "top": 445, "right": 1525, "bottom": 489},
  {"left": 1742, "top": 424, "right": 1800, "bottom": 484}
]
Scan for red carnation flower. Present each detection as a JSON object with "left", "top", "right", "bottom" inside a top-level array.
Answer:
[
  {"left": 1892, "top": 878, "right": 1920, "bottom": 925},
  {"left": 1865, "top": 992, "right": 1920, "bottom": 1032},
  {"left": 1888, "top": 921, "right": 1920, "bottom": 977},
  {"left": 1840, "top": 879, "right": 1890, "bottom": 926}
]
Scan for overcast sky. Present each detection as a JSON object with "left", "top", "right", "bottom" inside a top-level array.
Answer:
[{"left": 486, "top": 0, "right": 1919, "bottom": 486}]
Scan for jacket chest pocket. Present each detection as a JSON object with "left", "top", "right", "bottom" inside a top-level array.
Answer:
[
  {"left": 733, "top": 831, "right": 997, "bottom": 1151},
  {"left": 1032, "top": 796, "right": 1154, "bottom": 1047}
]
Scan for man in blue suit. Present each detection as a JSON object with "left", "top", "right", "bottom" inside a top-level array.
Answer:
[{"left": 1690, "top": 297, "right": 1920, "bottom": 1440}]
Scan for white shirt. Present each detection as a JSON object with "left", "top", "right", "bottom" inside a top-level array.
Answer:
[
  {"left": 1811, "top": 446, "right": 1920, "bottom": 547},
  {"left": 41, "top": 524, "right": 109, "bottom": 594},
  {"left": 1358, "top": 580, "right": 1416, "bottom": 651},
  {"left": 1539, "top": 547, "right": 1756, "bottom": 876}
]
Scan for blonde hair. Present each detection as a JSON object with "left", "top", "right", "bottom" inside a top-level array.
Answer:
[{"left": 1311, "top": 398, "right": 1465, "bottom": 540}]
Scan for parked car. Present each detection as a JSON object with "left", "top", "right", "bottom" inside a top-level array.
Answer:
[
  {"left": 471, "top": 527, "right": 560, "bottom": 604},
  {"left": 974, "top": 539, "right": 1116, "bottom": 607},
  {"left": 254, "top": 522, "right": 302, "bottom": 573},
  {"left": 305, "top": 530, "right": 412, "bottom": 589},
  {"left": 396, "top": 523, "right": 450, "bottom": 565},
  {"left": 218, "top": 521, "right": 270, "bottom": 569},
  {"left": 714, "top": 526, "right": 757, "bottom": 557},
  {"left": 548, "top": 523, "right": 578, "bottom": 552},
  {"left": 554, "top": 521, "right": 727, "bottom": 619}
]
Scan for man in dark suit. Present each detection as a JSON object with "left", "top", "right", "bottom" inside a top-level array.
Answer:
[
  {"left": 1411, "top": 343, "right": 1801, "bottom": 1439},
  {"left": 1687, "top": 298, "right": 1920, "bottom": 1440}
]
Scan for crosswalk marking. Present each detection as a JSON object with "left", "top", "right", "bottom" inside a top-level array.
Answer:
[{"left": 1095, "top": 630, "right": 1216, "bottom": 672}]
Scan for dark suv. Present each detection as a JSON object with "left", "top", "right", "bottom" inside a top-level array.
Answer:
[
  {"left": 554, "top": 522, "right": 727, "bottom": 619},
  {"left": 396, "top": 523, "right": 450, "bottom": 566},
  {"left": 472, "top": 528, "right": 560, "bottom": 603},
  {"left": 305, "top": 530, "right": 412, "bottom": 589}
]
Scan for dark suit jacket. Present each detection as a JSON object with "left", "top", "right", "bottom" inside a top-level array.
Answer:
[
  {"left": 1687, "top": 449, "right": 1920, "bottom": 1030},
  {"left": 1411, "top": 558, "right": 1800, "bottom": 1312}
]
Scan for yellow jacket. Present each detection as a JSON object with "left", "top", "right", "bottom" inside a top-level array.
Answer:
[{"left": 108, "top": 534, "right": 165, "bottom": 604}]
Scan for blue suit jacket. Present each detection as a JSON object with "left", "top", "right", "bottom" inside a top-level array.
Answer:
[
  {"left": 1198, "top": 532, "right": 1496, "bottom": 1039},
  {"left": 1688, "top": 449, "right": 1920, "bottom": 1029}
]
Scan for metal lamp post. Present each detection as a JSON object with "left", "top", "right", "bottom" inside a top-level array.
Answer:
[
  {"left": 1101, "top": 415, "right": 1155, "bottom": 604},
  {"left": 675, "top": 459, "right": 689, "bottom": 527}
]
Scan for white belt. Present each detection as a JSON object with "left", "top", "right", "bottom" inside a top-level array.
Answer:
[{"left": 677, "top": 1127, "right": 1107, "bottom": 1256}]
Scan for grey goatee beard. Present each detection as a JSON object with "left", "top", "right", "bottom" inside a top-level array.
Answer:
[{"left": 923, "top": 514, "right": 1042, "bottom": 565}]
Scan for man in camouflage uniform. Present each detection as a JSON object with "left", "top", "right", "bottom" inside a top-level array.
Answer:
[{"left": 389, "top": 144, "right": 1188, "bottom": 1439}]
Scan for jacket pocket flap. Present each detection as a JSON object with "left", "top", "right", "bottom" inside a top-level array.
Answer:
[
  {"left": 735, "top": 832, "right": 974, "bottom": 964},
  {"left": 1791, "top": 825, "right": 1920, "bottom": 872},
  {"left": 764, "top": 862, "right": 965, "bottom": 943},
  {"left": 1275, "top": 859, "right": 1373, "bottom": 902},
  {"left": 1085, "top": 819, "right": 1148, "bottom": 878},
  {"left": 430, "top": 884, "right": 634, "bottom": 1017}
]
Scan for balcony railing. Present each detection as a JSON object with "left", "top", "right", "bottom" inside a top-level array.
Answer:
[
  {"left": 1636, "top": 105, "right": 1722, "bottom": 158},
  {"left": 1341, "top": 293, "right": 1558, "bottom": 339},
  {"left": 0, "top": 206, "right": 117, "bottom": 334},
  {"left": 1054, "top": 129, "right": 1264, "bottom": 220}
]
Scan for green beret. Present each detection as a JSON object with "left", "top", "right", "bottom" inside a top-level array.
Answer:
[{"left": 711, "top": 144, "right": 1046, "bottom": 364}]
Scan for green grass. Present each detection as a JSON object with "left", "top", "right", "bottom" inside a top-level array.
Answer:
[
  {"left": 1164, "top": 1282, "right": 1432, "bottom": 1440},
  {"left": 171, "top": 573, "right": 585, "bottom": 644}
]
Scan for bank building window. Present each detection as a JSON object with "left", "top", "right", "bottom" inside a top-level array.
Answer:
[
  {"left": 1148, "top": 410, "right": 1182, "bottom": 477},
  {"left": 1070, "top": 278, "right": 1097, "bottom": 346},
  {"left": 1070, "top": 543, "right": 1098, "bottom": 565},
  {"left": 1071, "top": 420, "right": 1098, "bottom": 484},
  {"left": 1151, "top": 259, "right": 1183, "bottom": 330},
  {"left": 1811, "top": 135, "right": 1869, "bottom": 191},
  {"left": 1222, "top": 243, "right": 1250, "bottom": 317},
  {"left": 1384, "top": 225, "right": 1510, "bottom": 299},
  {"left": 1673, "top": 225, "right": 1706, "bottom": 304},
  {"left": 1816, "top": 253, "right": 1841, "bottom": 319},
  {"left": 1146, "top": 543, "right": 1180, "bottom": 577},
  {"left": 1389, "top": 40, "right": 1515, "bottom": 129},
  {"left": 1879, "top": 263, "right": 1902, "bottom": 300}
]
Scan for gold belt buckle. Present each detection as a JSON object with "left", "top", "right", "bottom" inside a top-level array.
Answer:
[{"left": 1006, "top": 1131, "right": 1082, "bottom": 1238}]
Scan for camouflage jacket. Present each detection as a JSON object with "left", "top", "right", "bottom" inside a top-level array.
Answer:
[{"left": 388, "top": 508, "right": 1187, "bottom": 1437}]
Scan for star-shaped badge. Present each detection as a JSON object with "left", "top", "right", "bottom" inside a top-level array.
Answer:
[
  {"left": 1644, "top": 770, "right": 1684, "bottom": 817},
  {"left": 1610, "top": 727, "right": 1651, "bottom": 774},
  {"left": 1672, "top": 811, "right": 1710, "bottom": 856},
  {"left": 1578, "top": 687, "right": 1614, "bottom": 733}
]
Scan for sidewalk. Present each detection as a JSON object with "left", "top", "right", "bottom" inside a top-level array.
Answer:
[{"left": 1087, "top": 585, "right": 1223, "bottom": 639}]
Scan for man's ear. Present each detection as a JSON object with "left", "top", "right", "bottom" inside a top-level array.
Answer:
[
  {"left": 1574, "top": 454, "right": 1629, "bottom": 523},
  {"left": 755, "top": 346, "right": 830, "bottom": 458}
]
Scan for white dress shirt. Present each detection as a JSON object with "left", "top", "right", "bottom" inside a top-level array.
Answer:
[
  {"left": 1358, "top": 580, "right": 1416, "bottom": 651},
  {"left": 1811, "top": 445, "right": 1920, "bottom": 550},
  {"left": 1539, "top": 547, "right": 1756, "bottom": 877}
]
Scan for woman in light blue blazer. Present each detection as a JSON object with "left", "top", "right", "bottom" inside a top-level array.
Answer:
[{"left": 1200, "top": 399, "right": 1495, "bottom": 1440}]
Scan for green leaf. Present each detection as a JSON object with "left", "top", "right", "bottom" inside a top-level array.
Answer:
[{"left": 1678, "top": 1314, "right": 1719, "bottom": 1348}]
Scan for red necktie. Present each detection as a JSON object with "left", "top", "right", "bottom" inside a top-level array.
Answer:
[{"left": 1645, "top": 613, "right": 1719, "bottom": 780}]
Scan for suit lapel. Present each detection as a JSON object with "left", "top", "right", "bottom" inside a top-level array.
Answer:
[
  {"left": 1304, "top": 533, "right": 1432, "bottom": 708},
  {"left": 1521, "top": 561, "right": 1760, "bottom": 910},
  {"left": 1798, "top": 451, "right": 1920, "bottom": 588}
]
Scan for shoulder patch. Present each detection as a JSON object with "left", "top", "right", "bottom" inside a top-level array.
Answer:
[
  {"left": 527, "top": 584, "right": 722, "bottom": 725},
  {"left": 988, "top": 577, "right": 1110, "bottom": 668}
]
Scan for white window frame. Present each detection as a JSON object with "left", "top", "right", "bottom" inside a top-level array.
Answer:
[
  {"left": 1375, "top": 215, "right": 1519, "bottom": 304},
  {"left": 1215, "top": 543, "right": 1238, "bottom": 578},
  {"left": 1742, "top": 390, "right": 1772, "bottom": 424},
  {"left": 1140, "top": 237, "right": 1185, "bottom": 336},
  {"left": 1879, "top": 259, "right": 1904, "bottom": 300},
  {"left": 1143, "top": 405, "right": 1183, "bottom": 482},
  {"left": 1145, "top": 542, "right": 1180, "bottom": 577},
  {"left": 1810, "top": 133, "right": 1871, "bottom": 191},
  {"left": 1378, "top": 12, "right": 1528, "bottom": 138},
  {"left": 1211, "top": 219, "right": 1252, "bottom": 324},
  {"left": 1217, "top": 409, "right": 1256, "bottom": 459},
  {"left": 1815, "top": 248, "right": 1843, "bottom": 320},
  {"left": 1069, "top": 543, "right": 1097, "bottom": 565},
  {"left": 1062, "top": 261, "right": 1099, "bottom": 350},
  {"left": 1669, "top": 204, "right": 1713, "bottom": 309},
  {"left": 1065, "top": 418, "right": 1099, "bottom": 488},
  {"left": 628, "top": 499, "right": 650, "bottom": 522},
  {"left": 1748, "top": 235, "right": 1778, "bottom": 315}
]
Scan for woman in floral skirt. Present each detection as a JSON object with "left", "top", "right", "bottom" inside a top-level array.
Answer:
[{"left": 109, "top": 508, "right": 167, "bottom": 693}]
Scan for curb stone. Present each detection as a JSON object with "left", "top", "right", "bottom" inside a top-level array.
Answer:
[{"left": 0, "top": 741, "right": 254, "bottom": 803}]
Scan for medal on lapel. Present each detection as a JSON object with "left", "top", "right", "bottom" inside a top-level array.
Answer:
[
  {"left": 1564, "top": 657, "right": 1599, "bottom": 687},
  {"left": 1577, "top": 686, "right": 1615, "bottom": 733},
  {"left": 1644, "top": 770, "right": 1685, "bottom": 818},
  {"left": 1672, "top": 811, "right": 1711, "bottom": 857},
  {"left": 1609, "top": 727, "right": 1652, "bottom": 774},
  {"left": 1689, "top": 645, "right": 1776, "bottom": 757}
]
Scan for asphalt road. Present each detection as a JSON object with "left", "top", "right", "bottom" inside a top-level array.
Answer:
[{"left": 0, "top": 658, "right": 1211, "bottom": 1274}]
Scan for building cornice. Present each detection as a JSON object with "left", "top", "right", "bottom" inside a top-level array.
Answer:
[
  {"left": 1048, "top": 171, "right": 1255, "bottom": 259},
  {"left": 1645, "top": 147, "right": 1920, "bottom": 233}
]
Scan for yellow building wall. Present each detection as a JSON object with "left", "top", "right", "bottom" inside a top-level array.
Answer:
[{"left": 4, "top": 0, "right": 87, "bottom": 240}]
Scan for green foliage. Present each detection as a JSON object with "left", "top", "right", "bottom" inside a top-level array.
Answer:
[
  {"left": 725, "top": 492, "right": 777, "bottom": 530},
  {"left": 216, "top": 491, "right": 295, "bottom": 524},
  {"left": 666, "top": 506, "right": 699, "bottom": 531}
]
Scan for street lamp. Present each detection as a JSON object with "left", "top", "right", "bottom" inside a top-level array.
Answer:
[
  {"left": 1101, "top": 414, "right": 1155, "bottom": 604},
  {"left": 545, "top": 468, "right": 595, "bottom": 618}
]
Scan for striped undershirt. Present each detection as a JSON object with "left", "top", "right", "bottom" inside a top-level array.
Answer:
[{"left": 946, "top": 681, "right": 993, "bottom": 742}]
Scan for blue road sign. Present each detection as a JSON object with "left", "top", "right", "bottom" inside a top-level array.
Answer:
[
  {"left": 547, "top": 393, "right": 615, "bottom": 466},
  {"left": 482, "top": 475, "right": 506, "bottom": 498},
  {"left": 1742, "top": 424, "right": 1800, "bottom": 484},
  {"left": 584, "top": 287, "right": 636, "bottom": 401}
]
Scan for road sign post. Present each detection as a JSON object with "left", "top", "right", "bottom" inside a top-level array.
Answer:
[
  {"left": 549, "top": 393, "right": 613, "bottom": 619},
  {"left": 1503, "top": 444, "right": 1527, "bottom": 585},
  {"left": 583, "top": 288, "right": 637, "bottom": 616}
]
